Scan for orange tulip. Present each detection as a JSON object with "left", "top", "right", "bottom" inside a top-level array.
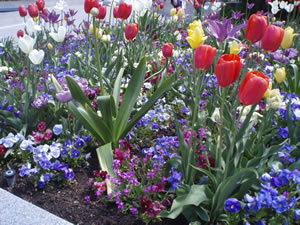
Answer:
[
  {"left": 245, "top": 14, "right": 268, "bottom": 43},
  {"left": 239, "top": 71, "right": 269, "bottom": 105},
  {"left": 194, "top": 45, "right": 217, "bottom": 70}
]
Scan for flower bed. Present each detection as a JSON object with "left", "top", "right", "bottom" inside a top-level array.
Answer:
[{"left": 0, "top": 0, "right": 300, "bottom": 224}]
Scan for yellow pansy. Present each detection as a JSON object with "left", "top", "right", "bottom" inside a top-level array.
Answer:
[
  {"left": 230, "top": 41, "right": 242, "bottom": 55},
  {"left": 281, "top": 26, "right": 294, "bottom": 49},
  {"left": 275, "top": 67, "right": 286, "bottom": 84}
]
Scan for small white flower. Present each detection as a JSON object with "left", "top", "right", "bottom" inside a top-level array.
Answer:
[
  {"left": 144, "top": 82, "right": 152, "bottom": 89},
  {"left": 18, "top": 35, "right": 35, "bottom": 54},
  {"left": 29, "top": 49, "right": 45, "bottom": 65},
  {"left": 50, "top": 26, "right": 66, "bottom": 43},
  {"left": 211, "top": 108, "right": 220, "bottom": 123}
]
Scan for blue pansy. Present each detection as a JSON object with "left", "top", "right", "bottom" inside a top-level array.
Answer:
[{"left": 225, "top": 198, "right": 242, "bottom": 213}]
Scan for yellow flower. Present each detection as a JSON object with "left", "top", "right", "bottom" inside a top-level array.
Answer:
[
  {"left": 33, "top": 17, "right": 38, "bottom": 22},
  {"left": 177, "top": 8, "right": 184, "bottom": 18},
  {"left": 97, "top": 29, "right": 103, "bottom": 39},
  {"left": 275, "top": 67, "right": 286, "bottom": 84},
  {"left": 264, "top": 82, "right": 273, "bottom": 98},
  {"left": 281, "top": 26, "right": 294, "bottom": 49},
  {"left": 154, "top": 12, "right": 158, "bottom": 19},
  {"left": 230, "top": 41, "right": 241, "bottom": 55},
  {"left": 170, "top": 8, "right": 176, "bottom": 17},
  {"left": 89, "top": 24, "right": 94, "bottom": 34},
  {"left": 47, "top": 43, "right": 53, "bottom": 50},
  {"left": 186, "top": 20, "right": 207, "bottom": 49}
]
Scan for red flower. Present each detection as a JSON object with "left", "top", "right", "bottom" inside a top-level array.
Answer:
[
  {"left": 261, "top": 25, "right": 284, "bottom": 52},
  {"left": 194, "top": 45, "right": 217, "bottom": 70},
  {"left": 36, "top": 0, "right": 45, "bottom": 11},
  {"left": 215, "top": 54, "right": 242, "bottom": 87},
  {"left": 44, "top": 129, "right": 53, "bottom": 141},
  {"left": 42, "top": 8, "right": 48, "bottom": 16},
  {"left": 160, "top": 3, "right": 164, "bottom": 9},
  {"left": 113, "top": 6, "right": 119, "bottom": 18},
  {"left": 28, "top": 4, "right": 39, "bottom": 18},
  {"left": 115, "top": 148, "right": 124, "bottom": 164},
  {"left": 97, "top": 5, "right": 107, "bottom": 19},
  {"left": 18, "top": 5, "right": 27, "bottom": 17},
  {"left": 118, "top": 2, "right": 132, "bottom": 20},
  {"left": 17, "top": 29, "right": 24, "bottom": 38},
  {"left": 162, "top": 43, "right": 173, "bottom": 58},
  {"left": 140, "top": 196, "right": 153, "bottom": 211},
  {"left": 239, "top": 71, "right": 269, "bottom": 106},
  {"left": 0, "top": 144, "right": 7, "bottom": 155},
  {"left": 84, "top": 0, "right": 99, "bottom": 14},
  {"left": 197, "top": 154, "right": 215, "bottom": 170},
  {"left": 93, "top": 170, "right": 108, "bottom": 180},
  {"left": 245, "top": 14, "right": 268, "bottom": 43},
  {"left": 125, "top": 23, "right": 139, "bottom": 40},
  {"left": 37, "top": 121, "right": 46, "bottom": 132}
]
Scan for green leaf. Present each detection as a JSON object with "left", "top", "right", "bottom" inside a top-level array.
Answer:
[
  {"left": 51, "top": 75, "right": 63, "bottom": 92},
  {"left": 66, "top": 76, "right": 92, "bottom": 107},
  {"left": 161, "top": 184, "right": 208, "bottom": 219},
  {"left": 96, "top": 143, "right": 115, "bottom": 194},
  {"left": 113, "top": 57, "right": 146, "bottom": 142},
  {"left": 120, "top": 74, "right": 176, "bottom": 139},
  {"left": 96, "top": 95, "right": 113, "bottom": 129},
  {"left": 112, "top": 67, "right": 124, "bottom": 111},
  {"left": 191, "top": 165, "right": 218, "bottom": 189}
]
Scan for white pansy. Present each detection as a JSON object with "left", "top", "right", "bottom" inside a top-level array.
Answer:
[
  {"left": 29, "top": 49, "right": 45, "bottom": 65},
  {"left": 265, "top": 89, "right": 286, "bottom": 110},
  {"left": 54, "top": 0, "right": 68, "bottom": 11},
  {"left": 237, "top": 105, "right": 261, "bottom": 125},
  {"left": 50, "top": 26, "right": 66, "bottom": 43},
  {"left": 25, "top": 18, "right": 41, "bottom": 34},
  {"left": 18, "top": 35, "right": 35, "bottom": 54}
]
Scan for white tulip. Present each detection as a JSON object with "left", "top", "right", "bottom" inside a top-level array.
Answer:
[
  {"left": 25, "top": 18, "right": 41, "bottom": 34},
  {"left": 269, "top": 0, "right": 280, "bottom": 14},
  {"left": 29, "top": 49, "right": 45, "bottom": 65},
  {"left": 18, "top": 35, "right": 35, "bottom": 54},
  {"left": 50, "top": 26, "right": 66, "bottom": 43}
]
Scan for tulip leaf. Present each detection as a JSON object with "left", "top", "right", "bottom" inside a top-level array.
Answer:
[
  {"left": 97, "top": 95, "right": 114, "bottom": 129},
  {"left": 96, "top": 143, "right": 115, "bottom": 194},
  {"left": 112, "top": 67, "right": 125, "bottom": 111},
  {"left": 113, "top": 57, "right": 146, "bottom": 142},
  {"left": 66, "top": 76, "right": 92, "bottom": 107}
]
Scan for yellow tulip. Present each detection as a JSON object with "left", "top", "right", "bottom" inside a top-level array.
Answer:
[
  {"left": 33, "top": 17, "right": 38, "bottom": 22},
  {"left": 275, "top": 67, "right": 286, "bottom": 84},
  {"left": 47, "top": 43, "right": 53, "bottom": 50},
  {"left": 281, "top": 26, "right": 294, "bottom": 49},
  {"left": 170, "top": 8, "right": 176, "bottom": 17},
  {"left": 230, "top": 41, "right": 241, "bottom": 55},
  {"left": 154, "top": 12, "right": 158, "bottom": 19},
  {"left": 264, "top": 82, "right": 273, "bottom": 98},
  {"left": 97, "top": 29, "right": 103, "bottom": 39},
  {"left": 177, "top": 8, "right": 184, "bottom": 18},
  {"left": 89, "top": 24, "right": 94, "bottom": 34},
  {"left": 186, "top": 20, "right": 207, "bottom": 49},
  {"left": 189, "top": 20, "right": 203, "bottom": 31}
]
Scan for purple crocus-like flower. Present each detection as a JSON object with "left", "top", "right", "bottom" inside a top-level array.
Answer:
[
  {"left": 32, "top": 95, "right": 48, "bottom": 108},
  {"left": 225, "top": 198, "right": 242, "bottom": 213},
  {"left": 232, "top": 11, "right": 244, "bottom": 19},
  {"left": 247, "top": 3, "right": 255, "bottom": 9},
  {"left": 207, "top": 18, "right": 246, "bottom": 43}
]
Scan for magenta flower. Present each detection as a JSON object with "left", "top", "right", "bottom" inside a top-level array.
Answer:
[
  {"left": 44, "top": 129, "right": 53, "bottom": 141},
  {"left": 37, "top": 121, "right": 46, "bottom": 131},
  {"left": 32, "top": 131, "right": 44, "bottom": 143},
  {"left": 56, "top": 90, "right": 72, "bottom": 103}
]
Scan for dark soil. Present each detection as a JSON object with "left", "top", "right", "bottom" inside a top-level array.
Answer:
[{"left": 0, "top": 160, "right": 187, "bottom": 225}]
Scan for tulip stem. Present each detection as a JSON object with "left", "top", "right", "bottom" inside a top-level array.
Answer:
[
  {"left": 92, "top": 16, "right": 105, "bottom": 96},
  {"left": 144, "top": 58, "right": 169, "bottom": 82}
]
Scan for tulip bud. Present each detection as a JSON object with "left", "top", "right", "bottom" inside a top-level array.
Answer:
[
  {"left": 90, "top": 7, "right": 99, "bottom": 17},
  {"left": 275, "top": 67, "right": 286, "bottom": 84},
  {"left": 89, "top": 24, "right": 94, "bottom": 34},
  {"left": 84, "top": 0, "right": 100, "bottom": 14},
  {"left": 154, "top": 12, "right": 158, "bottom": 19},
  {"left": 160, "top": 3, "right": 164, "bottom": 9},
  {"left": 177, "top": 8, "right": 184, "bottom": 18},
  {"left": 263, "top": 82, "right": 273, "bottom": 98},
  {"left": 47, "top": 43, "right": 53, "bottom": 50},
  {"left": 125, "top": 23, "right": 139, "bottom": 41},
  {"left": 28, "top": 4, "right": 39, "bottom": 18},
  {"left": 170, "top": 8, "right": 176, "bottom": 17},
  {"left": 97, "top": 29, "right": 103, "bottom": 39},
  {"left": 113, "top": 6, "right": 119, "bottom": 18},
  {"left": 281, "top": 26, "right": 294, "bottom": 49},
  {"left": 162, "top": 43, "right": 173, "bottom": 58},
  {"left": 36, "top": 0, "right": 45, "bottom": 11},
  {"left": 17, "top": 30, "right": 24, "bottom": 38},
  {"left": 18, "top": 5, "right": 27, "bottom": 17},
  {"left": 230, "top": 41, "right": 241, "bottom": 55}
]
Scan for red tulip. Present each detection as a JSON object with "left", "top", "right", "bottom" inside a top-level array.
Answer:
[
  {"left": 113, "top": 6, "right": 119, "bottom": 18},
  {"left": 36, "top": 0, "right": 45, "bottom": 11},
  {"left": 18, "top": 5, "right": 27, "bottom": 17},
  {"left": 28, "top": 4, "right": 39, "bottom": 18},
  {"left": 125, "top": 23, "right": 139, "bottom": 40},
  {"left": 42, "top": 8, "right": 48, "bottom": 16},
  {"left": 239, "top": 71, "right": 269, "bottom": 105},
  {"left": 261, "top": 25, "right": 284, "bottom": 52},
  {"left": 17, "top": 29, "right": 24, "bottom": 38},
  {"left": 162, "top": 43, "right": 173, "bottom": 58},
  {"left": 84, "top": 0, "right": 99, "bottom": 14},
  {"left": 194, "top": 45, "right": 217, "bottom": 70},
  {"left": 160, "top": 3, "right": 164, "bottom": 9},
  {"left": 215, "top": 54, "right": 242, "bottom": 87},
  {"left": 118, "top": 2, "right": 132, "bottom": 20},
  {"left": 97, "top": 5, "right": 107, "bottom": 20},
  {"left": 245, "top": 14, "right": 268, "bottom": 43}
]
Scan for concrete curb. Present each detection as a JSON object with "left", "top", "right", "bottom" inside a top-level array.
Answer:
[{"left": 0, "top": 188, "right": 73, "bottom": 225}]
